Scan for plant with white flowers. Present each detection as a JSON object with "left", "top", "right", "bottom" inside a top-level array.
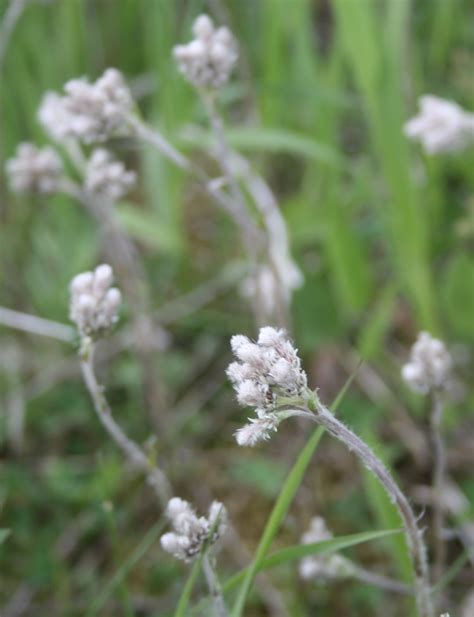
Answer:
[
  {"left": 38, "top": 68, "right": 134, "bottom": 144},
  {"left": 401, "top": 331, "right": 452, "bottom": 395},
  {"left": 161, "top": 497, "right": 227, "bottom": 563},
  {"left": 404, "top": 95, "right": 474, "bottom": 155},
  {"left": 299, "top": 517, "right": 352, "bottom": 580},
  {"left": 69, "top": 264, "right": 121, "bottom": 340},
  {"left": 173, "top": 14, "right": 238, "bottom": 89},
  {"left": 227, "top": 326, "right": 433, "bottom": 617},
  {"left": 5, "top": 142, "right": 64, "bottom": 194},
  {"left": 84, "top": 149, "right": 136, "bottom": 201}
]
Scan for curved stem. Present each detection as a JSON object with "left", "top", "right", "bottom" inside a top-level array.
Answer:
[
  {"left": 430, "top": 391, "right": 446, "bottom": 585},
  {"left": 203, "top": 553, "right": 230, "bottom": 617},
  {"left": 79, "top": 340, "right": 172, "bottom": 506},
  {"left": 289, "top": 403, "right": 433, "bottom": 617}
]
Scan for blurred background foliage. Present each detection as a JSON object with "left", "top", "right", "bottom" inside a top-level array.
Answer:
[{"left": 0, "top": 0, "right": 473, "bottom": 615}]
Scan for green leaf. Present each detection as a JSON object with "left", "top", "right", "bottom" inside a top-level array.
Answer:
[
  {"left": 0, "top": 529, "right": 11, "bottom": 545},
  {"left": 224, "top": 528, "right": 401, "bottom": 593},
  {"left": 230, "top": 427, "right": 324, "bottom": 617}
]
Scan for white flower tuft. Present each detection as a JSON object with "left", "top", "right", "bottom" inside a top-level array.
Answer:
[
  {"left": 173, "top": 14, "right": 238, "bottom": 88},
  {"left": 38, "top": 68, "right": 133, "bottom": 143},
  {"left": 85, "top": 149, "right": 136, "bottom": 201},
  {"left": 401, "top": 331, "right": 452, "bottom": 395},
  {"left": 234, "top": 414, "right": 280, "bottom": 447},
  {"left": 5, "top": 143, "right": 63, "bottom": 194},
  {"left": 161, "top": 496, "right": 227, "bottom": 562},
  {"left": 404, "top": 95, "right": 474, "bottom": 154},
  {"left": 69, "top": 264, "right": 121, "bottom": 338},
  {"left": 299, "top": 517, "right": 353, "bottom": 581}
]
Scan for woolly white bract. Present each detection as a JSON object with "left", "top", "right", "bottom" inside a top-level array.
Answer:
[
  {"left": 160, "top": 497, "right": 227, "bottom": 562},
  {"left": 85, "top": 149, "right": 136, "bottom": 201},
  {"left": 404, "top": 95, "right": 474, "bottom": 154},
  {"left": 5, "top": 143, "right": 63, "bottom": 194},
  {"left": 38, "top": 68, "right": 133, "bottom": 144},
  {"left": 401, "top": 331, "right": 452, "bottom": 395},
  {"left": 173, "top": 14, "right": 238, "bottom": 88},
  {"left": 227, "top": 326, "right": 308, "bottom": 446},
  {"left": 69, "top": 264, "right": 121, "bottom": 338}
]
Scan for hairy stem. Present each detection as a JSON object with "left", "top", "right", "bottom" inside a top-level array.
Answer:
[
  {"left": 290, "top": 402, "right": 433, "bottom": 617},
  {"left": 79, "top": 339, "right": 172, "bottom": 506},
  {"left": 202, "top": 553, "right": 230, "bottom": 617},
  {"left": 430, "top": 391, "right": 446, "bottom": 586}
]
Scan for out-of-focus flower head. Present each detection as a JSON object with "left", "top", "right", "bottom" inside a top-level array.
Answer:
[
  {"left": 5, "top": 143, "right": 63, "bottom": 194},
  {"left": 85, "top": 149, "right": 136, "bottom": 201},
  {"left": 404, "top": 95, "right": 474, "bottom": 154},
  {"left": 401, "top": 331, "right": 452, "bottom": 395},
  {"left": 173, "top": 14, "right": 238, "bottom": 88},
  {"left": 38, "top": 68, "right": 133, "bottom": 143},
  {"left": 69, "top": 264, "right": 121, "bottom": 339}
]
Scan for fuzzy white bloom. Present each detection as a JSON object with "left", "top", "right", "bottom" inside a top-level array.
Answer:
[
  {"left": 160, "top": 496, "right": 227, "bottom": 562},
  {"left": 299, "top": 517, "right": 353, "bottom": 581},
  {"left": 401, "top": 331, "right": 452, "bottom": 395},
  {"left": 38, "top": 68, "right": 133, "bottom": 143},
  {"left": 173, "top": 14, "right": 238, "bottom": 88},
  {"left": 404, "top": 95, "right": 474, "bottom": 154},
  {"left": 228, "top": 327, "right": 307, "bottom": 446},
  {"left": 5, "top": 143, "right": 63, "bottom": 194},
  {"left": 234, "top": 414, "right": 280, "bottom": 447},
  {"left": 85, "top": 149, "right": 136, "bottom": 201},
  {"left": 69, "top": 264, "right": 121, "bottom": 338}
]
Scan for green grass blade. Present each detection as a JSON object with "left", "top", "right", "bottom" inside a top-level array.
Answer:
[
  {"left": 230, "top": 426, "right": 324, "bottom": 617},
  {"left": 0, "top": 529, "right": 10, "bottom": 545},
  {"left": 174, "top": 554, "right": 203, "bottom": 617},
  {"left": 224, "top": 528, "right": 400, "bottom": 593}
]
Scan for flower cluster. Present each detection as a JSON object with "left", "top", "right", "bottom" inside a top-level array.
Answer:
[
  {"left": 404, "top": 95, "right": 474, "bottom": 154},
  {"left": 401, "top": 331, "right": 452, "bottom": 395},
  {"left": 5, "top": 143, "right": 63, "bottom": 194},
  {"left": 85, "top": 149, "right": 136, "bottom": 201},
  {"left": 69, "top": 264, "right": 122, "bottom": 339},
  {"left": 173, "top": 14, "right": 238, "bottom": 88},
  {"left": 227, "top": 327, "right": 308, "bottom": 446},
  {"left": 299, "top": 517, "right": 352, "bottom": 581},
  {"left": 38, "top": 68, "right": 133, "bottom": 143},
  {"left": 160, "top": 497, "right": 227, "bottom": 562}
]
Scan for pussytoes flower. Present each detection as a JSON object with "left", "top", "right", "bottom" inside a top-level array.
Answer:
[
  {"left": 160, "top": 497, "right": 227, "bottom": 562},
  {"left": 227, "top": 327, "right": 308, "bottom": 446},
  {"left": 69, "top": 264, "right": 121, "bottom": 339},
  {"left": 299, "top": 517, "right": 353, "bottom": 581},
  {"left": 5, "top": 143, "right": 63, "bottom": 194},
  {"left": 85, "top": 149, "right": 136, "bottom": 201},
  {"left": 401, "top": 331, "right": 452, "bottom": 395},
  {"left": 38, "top": 68, "right": 133, "bottom": 143},
  {"left": 173, "top": 14, "right": 238, "bottom": 88},
  {"left": 404, "top": 95, "right": 474, "bottom": 154}
]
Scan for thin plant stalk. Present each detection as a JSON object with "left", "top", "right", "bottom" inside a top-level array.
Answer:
[
  {"left": 202, "top": 553, "right": 230, "bottom": 617},
  {"left": 288, "top": 401, "right": 433, "bottom": 617},
  {"left": 0, "top": 0, "right": 26, "bottom": 71},
  {"left": 0, "top": 306, "right": 75, "bottom": 342},
  {"left": 430, "top": 391, "right": 446, "bottom": 585},
  {"left": 79, "top": 338, "right": 172, "bottom": 506}
]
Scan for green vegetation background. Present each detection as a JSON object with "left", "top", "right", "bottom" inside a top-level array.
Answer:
[{"left": 0, "top": 1, "right": 473, "bottom": 615}]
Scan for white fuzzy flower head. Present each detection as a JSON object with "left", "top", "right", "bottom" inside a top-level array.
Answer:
[
  {"left": 85, "top": 149, "right": 136, "bottom": 201},
  {"left": 38, "top": 68, "right": 133, "bottom": 143},
  {"left": 401, "top": 331, "right": 452, "bottom": 395},
  {"left": 234, "top": 414, "right": 280, "bottom": 447},
  {"left": 299, "top": 517, "right": 353, "bottom": 581},
  {"left": 160, "top": 497, "right": 227, "bottom": 562},
  {"left": 404, "top": 95, "right": 474, "bottom": 154},
  {"left": 173, "top": 14, "right": 238, "bottom": 88},
  {"left": 5, "top": 143, "right": 63, "bottom": 194},
  {"left": 69, "top": 264, "right": 121, "bottom": 339}
]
